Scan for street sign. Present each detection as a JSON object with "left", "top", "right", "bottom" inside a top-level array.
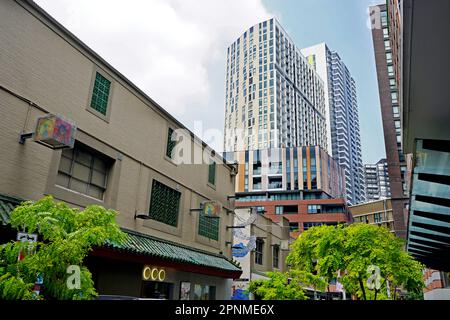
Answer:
[
  {"left": 17, "top": 232, "right": 37, "bottom": 261},
  {"left": 16, "top": 232, "right": 37, "bottom": 242}
]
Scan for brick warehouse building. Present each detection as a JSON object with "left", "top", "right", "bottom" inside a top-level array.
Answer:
[
  {"left": 225, "top": 146, "right": 351, "bottom": 238},
  {"left": 0, "top": 0, "right": 241, "bottom": 299}
]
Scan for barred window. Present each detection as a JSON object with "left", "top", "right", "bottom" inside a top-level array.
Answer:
[
  {"left": 198, "top": 214, "right": 219, "bottom": 241},
  {"left": 149, "top": 180, "right": 181, "bottom": 227},
  {"left": 90, "top": 72, "right": 111, "bottom": 115},
  {"left": 56, "top": 143, "right": 111, "bottom": 200}
]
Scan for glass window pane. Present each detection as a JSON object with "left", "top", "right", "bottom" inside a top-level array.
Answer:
[
  {"left": 75, "top": 149, "right": 92, "bottom": 166},
  {"left": 93, "top": 157, "right": 107, "bottom": 172},
  {"left": 56, "top": 172, "right": 70, "bottom": 188},
  {"left": 91, "top": 170, "right": 106, "bottom": 187},
  {"left": 70, "top": 179, "right": 88, "bottom": 194},
  {"left": 61, "top": 148, "right": 74, "bottom": 159},
  {"left": 72, "top": 163, "right": 90, "bottom": 182},
  {"left": 59, "top": 156, "right": 72, "bottom": 174},
  {"left": 88, "top": 185, "right": 104, "bottom": 200},
  {"left": 57, "top": 143, "right": 110, "bottom": 199}
]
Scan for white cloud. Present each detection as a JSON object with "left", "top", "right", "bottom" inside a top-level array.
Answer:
[{"left": 34, "top": 0, "right": 274, "bottom": 151}]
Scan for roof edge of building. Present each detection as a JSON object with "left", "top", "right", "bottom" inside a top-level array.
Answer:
[{"left": 19, "top": 0, "right": 234, "bottom": 171}]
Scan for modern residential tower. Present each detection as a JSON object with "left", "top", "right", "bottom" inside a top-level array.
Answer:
[
  {"left": 223, "top": 18, "right": 327, "bottom": 153},
  {"left": 364, "top": 158, "right": 391, "bottom": 201},
  {"left": 301, "top": 43, "right": 365, "bottom": 205},
  {"left": 370, "top": 4, "right": 409, "bottom": 238}
]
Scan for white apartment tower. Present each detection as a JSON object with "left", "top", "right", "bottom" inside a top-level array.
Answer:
[
  {"left": 364, "top": 158, "right": 391, "bottom": 201},
  {"left": 301, "top": 43, "right": 365, "bottom": 205},
  {"left": 223, "top": 19, "right": 327, "bottom": 153}
]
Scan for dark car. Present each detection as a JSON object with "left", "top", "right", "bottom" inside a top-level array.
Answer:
[{"left": 97, "top": 295, "right": 139, "bottom": 300}]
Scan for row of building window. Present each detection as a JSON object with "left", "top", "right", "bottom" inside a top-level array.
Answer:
[
  {"left": 56, "top": 142, "right": 219, "bottom": 240},
  {"left": 254, "top": 239, "right": 280, "bottom": 268},
  {"left": 288, "top": 221, "right": 338, "bottom": 232}
]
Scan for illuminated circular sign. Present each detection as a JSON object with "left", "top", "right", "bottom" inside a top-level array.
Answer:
[{"left": 142, "top": 266, "right": 166, "bottom": 282}]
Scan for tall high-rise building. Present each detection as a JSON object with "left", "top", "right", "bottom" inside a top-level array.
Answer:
[
  {"left": 370, "top": 4, "right": 409, "bottom": 238},
  {"left": 389, "top": 0, "right": 450, "bottom": 276},
  {"left": 364, "top": 158, "right": 391, "bottom": 201},
  {"left": 301, "top": 43, "right": 365, "bottom": 205},
  {"left": 223, "top": 18, "right": 327, "bottom": 154}
]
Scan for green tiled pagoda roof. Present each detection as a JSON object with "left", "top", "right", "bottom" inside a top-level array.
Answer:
[
  {"left": 107, "top": 229, "right": 241, "bottom": 274},
  {"left": 0, "top": 194, "right": 241, "bottom": 275},
  {"left": 0, "top": 194, "right": 24, "bottom": 226}
]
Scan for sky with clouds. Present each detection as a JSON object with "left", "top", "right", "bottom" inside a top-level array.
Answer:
[{"left": 34, "top": 0, "right": 385, "bottom": 164}]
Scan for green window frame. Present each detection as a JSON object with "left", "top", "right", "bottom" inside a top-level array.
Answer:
[
  {"left": 166, "top": 127, "right": 176, "bottom": 159},
  {"left": 198, "top": 214, "right": 219, "bottom": 241},
  {"left": 90, "top": 72, "right": 111, "bottom": 115},
  {"left": 208, "top": 162, "right": 216, "bottom": 186},
  {"left": 149, "top": 180, "right": 180, "bottom": 227}
]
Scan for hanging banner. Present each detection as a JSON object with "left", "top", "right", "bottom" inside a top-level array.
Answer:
[
  {"left": 235, "top": 208, "right": 257, "bottom": 227},
  {"left": 232, "top": 236, "right": 256, "bottom": 257}
]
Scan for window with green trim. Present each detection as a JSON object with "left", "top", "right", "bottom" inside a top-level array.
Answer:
[
  {"left": 208, "top": 162, "right": 216, "bottom": 185},
  {"left": 90, "top": 72, "right": 111, "bottom": 116},
  {"left": 166, "top": 127, "right": 176, "bottom": 159},
  {"left": 149, "top": 180, "right": 180, "bottom": 227},
  {"left": 198, "top": 214, "right": 219, "bottom": 241}
]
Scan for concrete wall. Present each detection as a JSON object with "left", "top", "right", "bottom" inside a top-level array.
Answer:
[
  {"left": 424, "top": 288, "right": 450, "bottom": 300},
  {"left": 0, "top": 0, "right": 235, "bottom": 258}
]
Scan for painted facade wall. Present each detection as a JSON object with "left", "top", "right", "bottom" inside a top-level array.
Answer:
[{"left": 0, "top": 0, "right": 239, "bottom": 299}]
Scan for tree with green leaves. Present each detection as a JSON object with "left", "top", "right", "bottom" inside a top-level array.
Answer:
[
  {"left": 0, "top": 196, "right": 126, "bottom": 300},
  {"left": 286, "top": 223, "right": 425, "bottom": 300},
  {"left": 248, "top": 269, "right": 327, "bottom": 300}
]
